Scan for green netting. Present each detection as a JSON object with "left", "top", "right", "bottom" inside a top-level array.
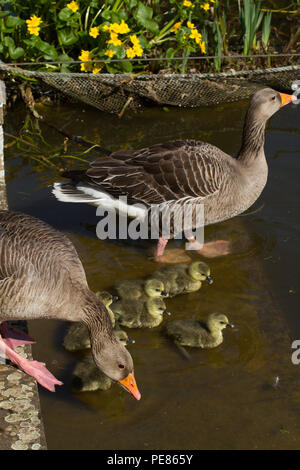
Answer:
[{"left": 0, "top": 62, "right": 299, "bottom": 114}]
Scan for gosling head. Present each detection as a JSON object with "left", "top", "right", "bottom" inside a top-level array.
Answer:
[
  {"left": 249, "top": 88, "right": 296, "bottom": 122},
  {"left": 207, "top": 313, "right": 234, "bottom": 334},
  {"left": 144, "top": 279, "right": 168, "bottom": 298},
  {"left": 114, "top": 328, "right": 135, "bottom": 347},
  {"left": 188, "top": 261, "right": 213, "bottom": 283},
  {"left": 146, "top": 298, "right": 170, "bottom": 318},
  {"left": 96, "top": 291, "right": 118, "bottom": 307}
]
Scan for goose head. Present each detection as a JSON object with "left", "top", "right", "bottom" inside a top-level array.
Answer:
[
  {"left": 144, "top": 279, "right": 168, "bottom": 298},
  {"left": 249, "top": 88, "right": 295, "bottom": 122},
  {"left": 206, "top": 313, "right": 233, "bottom": 336},
  {"left": 83, "top": 295, "right": 141, "bottom": 400},
  {"left": 188, "top": 261, "right": 212, "bottom": 283},
  {"left": 146, "top": 298, "right": 170, "bottom": 318}
]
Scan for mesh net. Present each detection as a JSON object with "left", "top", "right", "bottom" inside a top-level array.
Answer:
[{"left": 0, "top": 62, "right": 299, "bottom": 114}]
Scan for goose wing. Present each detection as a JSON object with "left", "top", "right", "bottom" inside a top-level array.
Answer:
[{"left": 86, "top": 140, "right": 231, "bottom": 206}]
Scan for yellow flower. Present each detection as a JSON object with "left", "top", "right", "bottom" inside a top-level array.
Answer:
[
  {"left": 108, "top": 32, "right": 122, "bottom": 46},
  {"left": 126, "top": 48, "right": 136, "bottom": 59},
  {"left": 89, "top": 27, "right": 99, "bottom": 38},
  {"left": 199, "top": 40, "right": 206, "bottom": 53},
  {"left": 183, "top": 0, "right": 194, "bottom": 7},
  {"left": 26, "top": 15, "right": 42, "bottom": 36},
  {"left": 190, "top": 28, "right": 202, "bottom": 41},
  {"left": 130, "top": 34, "right": 140, "bottom": 46},
  {"left": 66, "top": 1, "right": 79, "bottom": 13},
  {"left": 92, "top": 65, "right": 102, "bottom": 74},
  {"left": 78, "top": 50, "right": 92, "bottom": 72},
  {"left": 105, "top": 49, "right": 115, "bottom": 58},
  {"left": 102, "top": 24, "right": 110, "bottom": 31},
  {"left": 133, "top": 44, "right": 143, "bottom": 56},
  {"left": 187, "top": 21, "right": 195, "bottom": 29},
  {"left": 201, "top": 2, "right": 210, "bottom": 11},
  {"left": 170, "top": 21, "right": 182, "bottom": 33},
  {"left": 110, "top": 20, "right": 130, "bottom": 34}
]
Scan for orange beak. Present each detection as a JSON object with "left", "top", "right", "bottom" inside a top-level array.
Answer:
[
  {"left": 280, "top": 92, "right": 296, "bottom": 107},
  {"left": 118, "top": 372, "right": 141, "bottom": 400}
]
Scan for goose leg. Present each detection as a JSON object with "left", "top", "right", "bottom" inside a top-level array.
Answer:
[
  {"left": 0, "top": 322, "right": 35, "bottom": 350},
  {"left": 0, "top": 335, "right": 63, "bottom": 392},
  {"left": 153, "top": 238, "right": 191, "bottom": 263},
  {"left": 187, "top": 237, "right": 231, "bottom": 258}
]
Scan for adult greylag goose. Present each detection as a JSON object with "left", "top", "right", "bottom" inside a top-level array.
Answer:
[
  {"left": 148, "top": 261, "right": 212, "bottom": 297},
  {"left": 0, "top": 211, "right": 140, "bottom": 399},
  {"left": 166, "top": 313, "right": 234, "bottom": 349},
  {"left": 52, "top": 89, "right": 295, "bottom": 262}
]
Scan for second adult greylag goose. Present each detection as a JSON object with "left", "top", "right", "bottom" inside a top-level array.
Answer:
[
  {"left": 52, "top": 89, "right": 295, "bottom": 262},
  {"left": 0, "top": 211, "right": 140, "bottom": 399}
]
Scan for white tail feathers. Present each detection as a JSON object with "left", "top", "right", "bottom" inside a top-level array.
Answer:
[{"left": 52, "top": 182, "right": 147, "bottom": 219}]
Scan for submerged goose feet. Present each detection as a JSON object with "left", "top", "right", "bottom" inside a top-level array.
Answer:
[
  {"left": 0, "top": 335, "right": 63, "bottom": 392},
  {"left": 188, "top": 239, "right": 231, "bottom": 258}
]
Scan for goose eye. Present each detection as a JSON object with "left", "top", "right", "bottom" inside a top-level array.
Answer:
[
  {"left": 118, "top": 364, "right": 125, "bottom": 369},
  {"left": 271, "top": 96, "right": 276, "bottom": 100}
]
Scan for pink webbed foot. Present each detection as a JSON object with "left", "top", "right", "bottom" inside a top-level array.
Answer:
[
  {"left": 0, "top": 322, "right": 35, "bottom": 350},
  {"left": 187, "top": 239, "right": 231, "bottom": 258},
  {"left": 0, "top": 337, "right": 63, "bottom": 392},
  {"left": 154, "top": 248, "right": 192, "bottom": 264},
  {"left": 153, "top": 238, "right": 191, "bottom": 264}
]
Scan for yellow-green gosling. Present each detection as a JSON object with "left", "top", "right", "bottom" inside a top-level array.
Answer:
[
  {"left": 149, "top": 261, "right": 213, "bottom": 297},
  {"left": 112, "top": 298, "right": 171, "bottom": 328},
  {"left": 166, "top": 313, "right": 233, "bottom": 348},
  {"left": 115, "top": 278, "right": 167, "bottom": 301}
]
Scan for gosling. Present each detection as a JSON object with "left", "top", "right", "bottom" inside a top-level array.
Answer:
[
  {"left": 166, "top": 313, "right": 233, "bottom": 349},
  {"left": 149, "top": 261, "right": 213, "bottom": 297},
  {"left": 112, "top": 298, "right": 170, "bottom": 329},
  {"left": 115, "top": 278, "right": 167, "bottom": 301}
]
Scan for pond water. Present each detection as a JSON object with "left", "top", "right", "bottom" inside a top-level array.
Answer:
[{"left": 3, "top": 95, "right": 300, "bottom": 450}]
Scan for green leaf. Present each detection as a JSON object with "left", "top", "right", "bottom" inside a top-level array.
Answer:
[
  {"left": 0, "top": 11, "right": 10, "bottom": 18},
  {"left": 57, "top": 28, "right": 78, "bottom": 46},
  {"left": 113, "top": 45, "right": 126, "bottom": 59},
  {"left": 4, "top": 36, "right": 24, "bottom": 60},
  {"left": 135, "top": 2, "right": 159, "bottom": 34},
  {"left": 31, "top": 37, "right": 58, "bottom": 60},
  {"left": 128, "top": 0, "right": 138, "bottom": 8},
  {"left": 101, "top": 10, "right": 112, "bottom": 20},
  {"left": 121, "top": 60, "right": 133, "bottom": 73},
  {"left": 6, "top": 16, "right": 24, "bottom": 27},
  {"left": 58, "top": 7, "right": 73, "bottom": 22}
]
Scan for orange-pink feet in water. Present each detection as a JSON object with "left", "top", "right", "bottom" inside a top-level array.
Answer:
[
  {"left": 0, "top": 322, "right": 63, "bottom": 392},
  {"left": 153, "top": 237, "right": 231, "bottom": 263}
]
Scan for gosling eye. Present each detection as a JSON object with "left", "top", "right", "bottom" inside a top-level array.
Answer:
[
  {"left": 118, "top": 364, "right": 125, "bottom": 369},
  {"left": 159, "top": 307, "right": 164, "bottom": 311},
  {"left": 219, "top": 321, "right": 226, "bottom": 324},
  {"left": 155, "top": 289, "right": 161, "bottom": 292}
]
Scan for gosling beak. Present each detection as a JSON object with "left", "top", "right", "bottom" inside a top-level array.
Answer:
[
  {"left": 206, "top": 275, "right": 213, "bottom": 285},
  {"left": 118, "top": 372, "right": 141, "bottom": 400},
  {"left": 226, "top": 322, "right": 234, "bottom": 328},
  {"left": 280, "top": 93, "right": 296, "bottom": 107},
  {"left": 112, "top": 295, "right": 119, "bottom": 302},
  {"left": 163, "top": 309, "right": 171, "bottom": 316},
  {"left": 126, "top": 337, "right": 135, "bottom": 345},
  {"left": 161, "top": 290, "right": 168, "bottom": 297}
]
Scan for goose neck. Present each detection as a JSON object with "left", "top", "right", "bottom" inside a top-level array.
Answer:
[{"left": 237, "top": 109, "right": 266, "bottom": 165}]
